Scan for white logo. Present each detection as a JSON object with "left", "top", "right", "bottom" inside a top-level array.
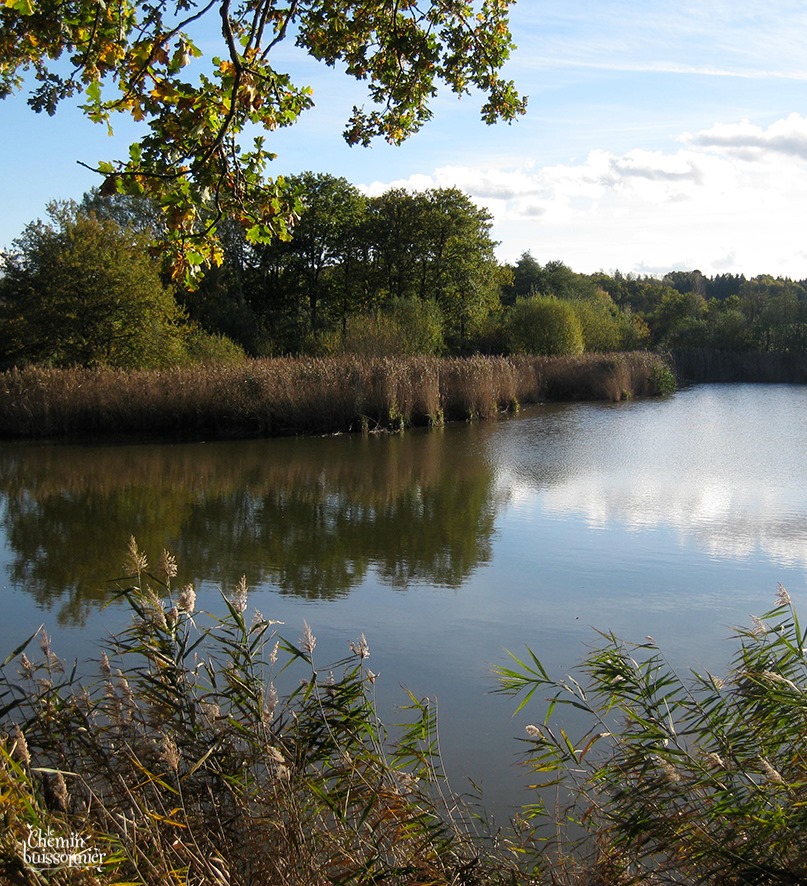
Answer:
[{"left": 22, "top": 826, "right": 107, "bottom": 872}]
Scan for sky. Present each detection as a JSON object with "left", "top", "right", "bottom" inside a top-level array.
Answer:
[{"left": 3, "top": 0, "right": 807, "bottom": 278}]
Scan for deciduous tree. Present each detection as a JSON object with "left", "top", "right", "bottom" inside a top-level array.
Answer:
[
  {"left": 1, "top": 0, "right": 525, "bottom": 283},
  {"left": 0, "top": 202, "right": 187, "bottom": 368}
]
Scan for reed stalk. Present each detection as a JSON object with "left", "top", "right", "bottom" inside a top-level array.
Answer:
[
  {"left": 497, "top": 586, "right": 807, "bottom": 884},
  {"left": 0, "top": 539, "right": 520, "bottom": 885}
]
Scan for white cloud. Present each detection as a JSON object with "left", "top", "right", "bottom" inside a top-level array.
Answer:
[
  {"left": 357, "top": 114, "right": 807, "bottom": 277},
  {"left": 685, "top": 113, "right": 807, "bottom": 160}
]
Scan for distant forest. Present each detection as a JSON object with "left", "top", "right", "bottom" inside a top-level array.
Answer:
[{"left": 2, "top": 172, "right": 806, "bottom": 372}]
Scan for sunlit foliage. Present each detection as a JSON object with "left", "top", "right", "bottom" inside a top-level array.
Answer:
[{"left": 0, "top": 0, "right": 526, "bottom": 284}]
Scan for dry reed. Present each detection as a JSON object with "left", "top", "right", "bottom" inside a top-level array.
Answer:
[
  {"left": 0, "top": 353, "right": 673, "bottom": 440},
  {"left": 0, "top": 542, "right": 523, "bottom": 885}
]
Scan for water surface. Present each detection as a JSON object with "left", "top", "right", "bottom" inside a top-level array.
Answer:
[{"left": 1, "top": 383, "right": 804, "bottom": 817}]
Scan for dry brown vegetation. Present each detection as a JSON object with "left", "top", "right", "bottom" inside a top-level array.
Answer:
[
  {"left": 0, "top": 352, "right": 674, "bottom": 440},
  {"left": 0, "top": 541, "right": 523, "bottom": 885}
]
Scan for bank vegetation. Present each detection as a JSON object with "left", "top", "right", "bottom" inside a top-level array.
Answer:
[
  {"left": 0, "top": 352, "right": 674, "bottom": 441},
  {"left": 1, "top": 543, "right": 805, "bottom": 885},
  {"left": 4, "top": 187, "right": 807, "bottom": 396}
]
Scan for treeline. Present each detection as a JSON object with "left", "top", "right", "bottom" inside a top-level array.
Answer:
[
  {"left": 1, "top": 173, "right": 806, "bottom": 370},
  {"left": 592, "top": 266, "right": 807, "bottom": 354}
]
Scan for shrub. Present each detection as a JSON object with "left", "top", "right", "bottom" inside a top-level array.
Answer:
[
  {"left": 505, "top": 297, "right": 584, "bottom": 356},
  {"left": 497, "top": 587, "right": 807, "bottom": 884},
  {"left": 184, "top": 328, "right": 247, "bottom": 365},
  {"left": 571, "top": 300, "right": 624, "bottom": 352},
  {"left": 336, "top": 298, "right": 445, "bottom": 357},
  {"left": 386, "top": 297, "right": 445, "bottom": 355},
  {"left": 649, "top": 359, "right": 677, "bottom": 395}
]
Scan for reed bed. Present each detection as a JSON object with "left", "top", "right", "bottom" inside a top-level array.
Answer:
[
  {"left": 3, "top": 544, "right": 806, "bottom": 884},
  {"left": 0, "top": 539, "right": 521, "bottom": 885},
  {"left": 0, "top": 353, "right": 673, "bottom": 440}
]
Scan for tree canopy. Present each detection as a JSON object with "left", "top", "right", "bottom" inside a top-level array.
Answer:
[
  {"left": 0, "top": 201, "right": 188, "bottom": 368},
  {"left": 0, "top": 0, "right": 526, "bottom": 283}
]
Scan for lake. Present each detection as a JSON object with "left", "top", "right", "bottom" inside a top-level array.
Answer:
[{"left": 1, "top": 382, "right": 805, "bottom": 821}]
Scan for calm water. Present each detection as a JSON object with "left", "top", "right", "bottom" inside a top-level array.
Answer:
[{"left": 1, "top": 383, "right": 805, "bottom": 818}]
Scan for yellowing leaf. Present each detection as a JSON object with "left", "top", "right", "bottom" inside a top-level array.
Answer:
[{"left": 4, "top": 0, "right": 35, "bottom": 13}]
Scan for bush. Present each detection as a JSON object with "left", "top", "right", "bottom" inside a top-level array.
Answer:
[
  {"left": 649, "top": 359, "right": 677, "bottom": 395},
  {"left": 498, "top": 587, "right": 807, "bottom": 884},
  {"left": 335, "top": 298, "right": 444, "bottom": 357},
  {"left": 184, "top": 328, "right": 247, "bottom": 365},
  {"left": 505, "top": 297, "right": 584, "bottom": 356},
  {"left": 571, "top": 300, "right": 624, "bottom": 352}
]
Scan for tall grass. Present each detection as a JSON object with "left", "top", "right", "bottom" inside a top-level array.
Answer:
[
  {"left": 497, "top": 586, "right": 807, "bottom": 884},
  {"left": 0, "top": 539, "right": 518, "bottom": 885},
  {"left": 2, "top": 543, "right": 807, "bottom": 884},
  {"left": 0, "top": 352, "right": 673, "bottom": 439}
]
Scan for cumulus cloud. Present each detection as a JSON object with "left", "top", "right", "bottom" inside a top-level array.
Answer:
[
  {"left": 357, "top": 114, "right": 807, "bottom": 277},
  {"left": 684, "top": 113, "right": 807, "bottom": 160}
]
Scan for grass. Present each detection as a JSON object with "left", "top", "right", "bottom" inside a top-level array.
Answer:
[{"left": 0, "top": 352, "right": 674, "bottom": 440}]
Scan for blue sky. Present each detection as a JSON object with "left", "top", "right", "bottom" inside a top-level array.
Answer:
[{"left": 3, "top": 0, "right": 807, "bottom": 277}]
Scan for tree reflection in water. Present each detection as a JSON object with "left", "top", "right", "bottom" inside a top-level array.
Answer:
[{"left": 0, "top": 429, "right": 497, "bottom": 626}]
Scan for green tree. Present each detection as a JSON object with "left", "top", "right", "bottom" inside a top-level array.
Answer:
[
  {"left": 708, "top": 273, "right": 745, "bottom": 301},
  {"left": 536, "top": 259, "right": 599, "bottom": 300},
  {"left": 504, "top": 251, "right": 543, "bottom": 303},
  {"left": 365, "top": 188, "right": 431, "bottom": 302},
  {"left": 506, "top": 256, "right": 601, "bottom": 305},
  {"left": 180, "top": 218, "right": 269, "bottom": 355},
  {"left": 740, "top": 276, "right": 807, "bottom": 352},
  {"left": 239, "top": 173, "right": 369, "bottom": 350},
  {"left": 283, "top": 172, "right": 369, "bottom": 339},
  {"left": 0, "top": 202, "right": 187, "bottom": 368},
  {"left": 505, "top": 295, "right": 584, "bottom": 356},
  {"left": 708, "top": 301, "right": 752, "bottom": 351},
  {"left": 365, "top": 187, "right": 501, "bottom": 348},
  {"left": 1, "top": 0, "right": 525, "bottom": 283},
  {"left": 79, "top": 188, "right": 162, "bottom": 238},
  {"left": 417, "top": 188, "right": 501, "bottom": 347},
  {"left": 649, "top": 287, "right": 708, "bottom": 346},
  {"left": 663, "top": 268, "right": 706, "bottom": 296}
]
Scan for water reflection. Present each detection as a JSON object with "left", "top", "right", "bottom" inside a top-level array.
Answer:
[
  {"left": 2, "top": 384, "right": 805, "bottom": 633},
  {"left": 1, "top": 385, "right": 803, "bottom": 822},
  {"left": 0, "top": 430, "right": 497, "bottom": 625},
  {"left": 490, "top": 385, "right": 807, "bottom": 572}
]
